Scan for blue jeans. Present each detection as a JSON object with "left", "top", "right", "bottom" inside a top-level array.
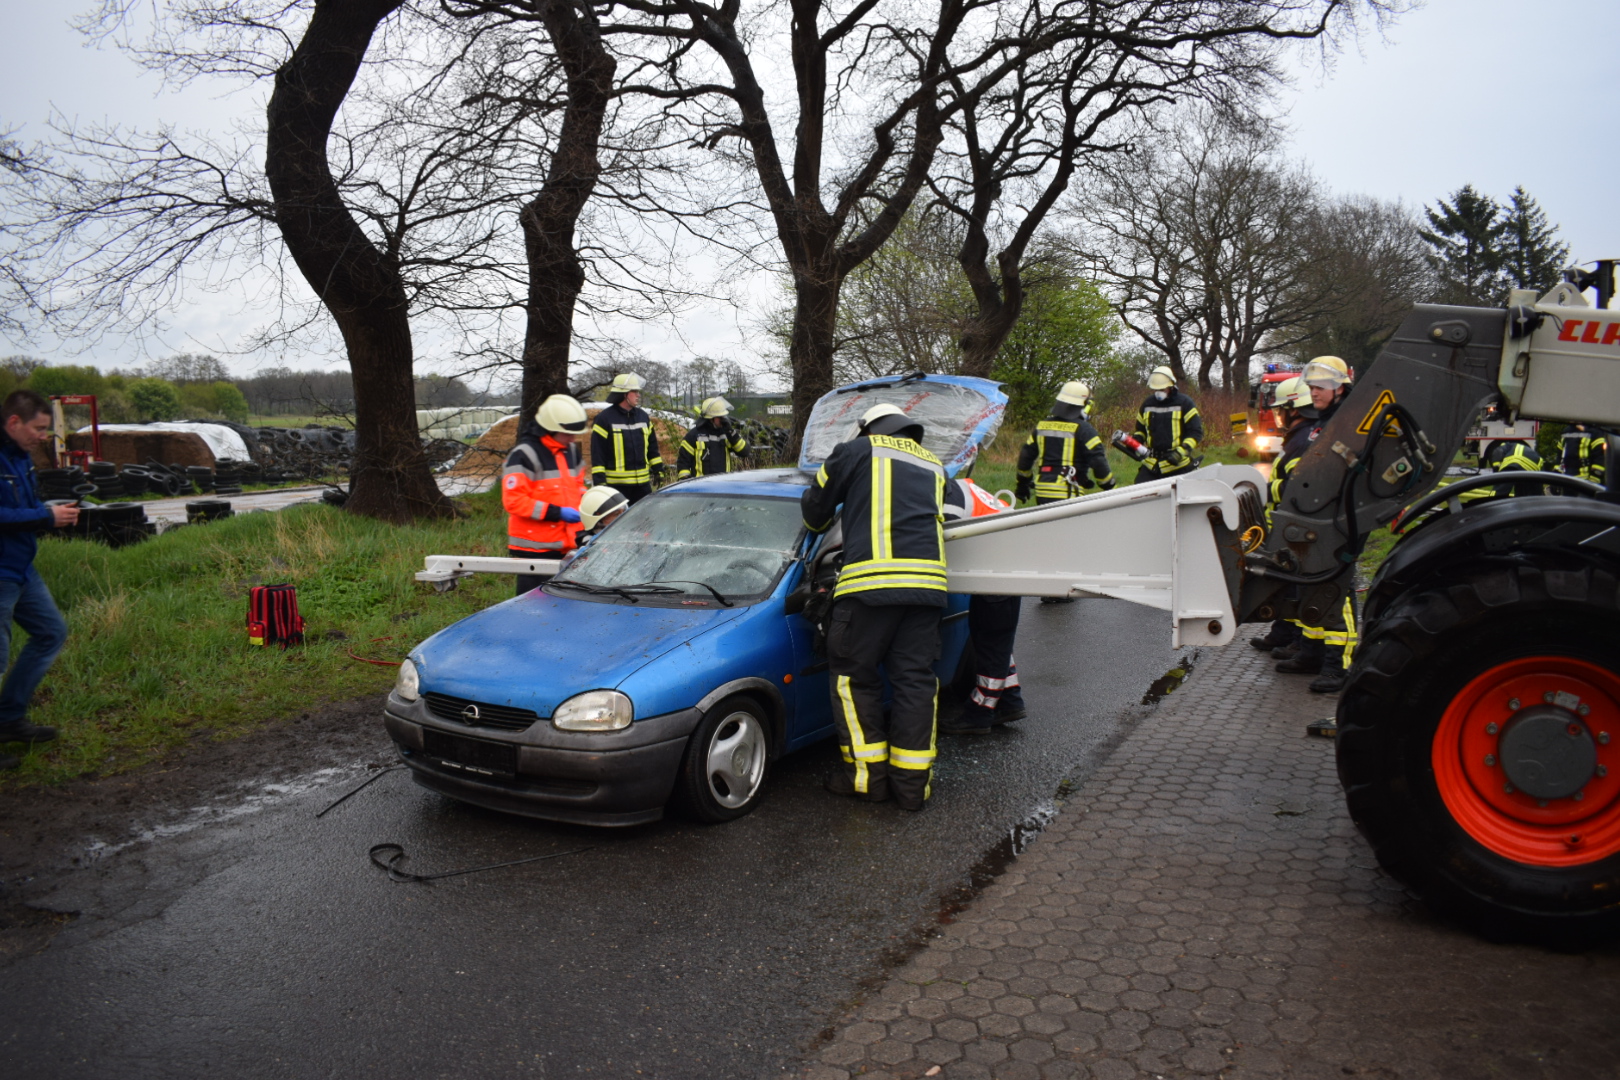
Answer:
[{"left": 0, "top": 568, "right": 68, "bottom": 727}]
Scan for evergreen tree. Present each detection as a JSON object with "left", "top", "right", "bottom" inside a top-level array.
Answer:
[
  {"left": 1419, "top": 185, "right": 1507, "bottom": 305},
  {"left": 1499, "top": 186, "right": 1569, "bottom": 294}
]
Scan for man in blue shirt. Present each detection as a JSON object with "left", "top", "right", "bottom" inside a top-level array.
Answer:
[{"left": 0, "top": 390, "right": 79, "bottom": 769}]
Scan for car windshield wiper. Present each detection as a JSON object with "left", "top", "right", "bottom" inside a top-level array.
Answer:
[
  {"left": 637, "top": 580, "right": 735, "bottom": 608},
  {"left": 547, "top": 579, "right": 642, "bottom": 603}
]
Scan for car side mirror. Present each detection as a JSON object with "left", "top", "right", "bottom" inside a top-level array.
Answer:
[{"left": 784, "top": 578, "right": 810, "bottom": 615}]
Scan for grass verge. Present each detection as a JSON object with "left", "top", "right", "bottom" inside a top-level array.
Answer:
[{"left": 4, "top": 492, "right": 515, "bottom": 787}]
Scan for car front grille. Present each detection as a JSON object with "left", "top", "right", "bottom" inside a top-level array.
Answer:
[{"left": 423, "top": 692, "right": 540, "bottom": 732}]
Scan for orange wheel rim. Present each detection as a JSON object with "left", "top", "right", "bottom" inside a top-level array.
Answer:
[{"left": 1433, "top": 655, "right": 1620, "bottom": 867}]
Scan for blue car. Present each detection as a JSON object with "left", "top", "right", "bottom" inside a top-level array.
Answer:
[{"left": 383, "top": 375, "right": 1008, "bottom": 826}]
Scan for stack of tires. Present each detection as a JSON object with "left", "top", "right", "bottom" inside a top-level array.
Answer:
[
  {"left": 185, "top": 465, "right": 214, "bottom": 494},
  {"left": 72, "top": 502, "right": 154, "bottom": 548},
  {"left": 37, "top": 467, "right": 87, "bottom": 501},
  {"left": 213, "top": 458, "right": 246, "bottom": 496}
]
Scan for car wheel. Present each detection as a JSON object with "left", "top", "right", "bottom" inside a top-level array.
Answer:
[{"left": 672, "top": 695, "right": 770, "bottom": 823}]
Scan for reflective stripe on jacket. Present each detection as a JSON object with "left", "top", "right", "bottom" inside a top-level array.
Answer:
[
  {"left": 590, "top": 402, "right": 664, "bottom": 486},
  {"left": 503, "top": 431, "right": 586, "bottom": 554},
  {"left": 801, "top": 433, "right": 947, "bottom": 606},
  {"left": 676, "top": 418, "right": 747, "bottom": 479},
  {"left": 1560, "top": 430, "right": 1609, "bottom": 483},
  {"left": 1016, "top": 416, "right": 1113, "bottom": 500}
]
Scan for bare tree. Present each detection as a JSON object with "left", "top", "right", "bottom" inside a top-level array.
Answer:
[
  {"left": 1290, "top": 195, "right": 1430, "bottom": 370},
  {"left": 1074, "top": 112, "right": 1340, "bottom": 389},
  {"left": 933, "top": 0, "right": 1391, "bottom": 378}
]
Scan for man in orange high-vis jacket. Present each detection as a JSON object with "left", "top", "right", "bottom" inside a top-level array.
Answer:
[
  {"left": 937, "top": 478, "right": 1028, "bottom": 736},
  {"left": 504, "top": 394, "right": 590, "bottom": 595}
]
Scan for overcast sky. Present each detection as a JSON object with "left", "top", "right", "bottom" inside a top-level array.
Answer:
[{"left": 3, "top": 0, "right": 1617, "bottom": 379}]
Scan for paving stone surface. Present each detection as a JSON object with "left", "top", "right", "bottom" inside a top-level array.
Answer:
[{"left": 789, "top": 630, "right": 1620, "bottom": 1080}]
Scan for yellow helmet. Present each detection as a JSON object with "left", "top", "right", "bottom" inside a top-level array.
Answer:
[
  {"left": 579, "top": 486, "right": 629, "bottom": 530},
  {"left": 1273, "top": 376, "right": 1311, "bottom": 411},
  {"left": 609, "top": 373, "right": 645, "bottom": 393},
  {"left": 1147, "top": 366, "right": 1177, "bottom": 390},
  {"left": 699, "top": 396, "right": 733, "bottom": 419},
  {"left": 535, "top": 394, "right": 588, "bottom": 434},
  {"left": 1055, "top": 381, "right": 1092, "bottom": 407},
  {"left": 1301, "top": 356, "right": 1350, "bottom": 388}
]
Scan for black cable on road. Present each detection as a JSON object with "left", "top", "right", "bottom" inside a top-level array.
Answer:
[
  {"left": 369, "top": 843, "right": 593, "bottom": 883},
  {"left": 315, "top": 765, "right": 406, "bottom": 818}
]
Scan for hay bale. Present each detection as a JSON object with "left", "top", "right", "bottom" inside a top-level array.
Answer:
[
  {"left": 447, "top": 409, "right": 684, "bottom": 481},
  {"left": 67, "top": 430, "right": 216, "bottom": 469}
]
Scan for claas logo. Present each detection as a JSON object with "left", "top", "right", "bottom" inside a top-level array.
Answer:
[{"left": 1557, "top": 319, "right": 1620, "bottom": 346}]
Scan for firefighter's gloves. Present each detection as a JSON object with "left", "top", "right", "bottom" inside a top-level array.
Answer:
[
  {"left": 1014, "top": 477, "right": 1032, "bottom": 503},
  {"left": 558, "top": 507, "right": 582, "bottom": 523},
  {"left": 1163, "top": 447, "right": 1188, "bottom": 470}
]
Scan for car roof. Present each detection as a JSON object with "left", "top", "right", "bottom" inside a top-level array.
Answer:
[{"left": 661, "top": 467, "right": 814, "bottom": 498}]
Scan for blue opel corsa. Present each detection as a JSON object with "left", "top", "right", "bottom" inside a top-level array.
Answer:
[{"left": 383, "top": 374, "right": 1008, "bottom": 825}]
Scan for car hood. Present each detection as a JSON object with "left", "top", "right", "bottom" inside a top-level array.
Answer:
[{"left": 411, "top": 590, "right": 747, "bottom": 717}]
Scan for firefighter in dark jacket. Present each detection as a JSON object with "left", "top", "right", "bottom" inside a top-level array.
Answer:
[
  {"left": 676, "top": 397, "right": 748, "bottom": 479},
  {"left": 1273, "top": 357, "right": 1357, "bottom": 700},
  {"left": 1557, "top": 424, "right": 1608, "bottom": 485},
  {"left": 504, "top": 394, "right": 589, "bottom": 596},
  {"left": 1015, "top": 380, "right": 1114, "bottom": 505},
  {"left": 590, "top": 373, "right": 665, "bottom": 504},
  {"left": 801, "top": 404, "right": 947, "bottom": 811},
  {"left": 1248, "top": 376, "right": 1313, "bottom": 656},
  {"left": 1132, "top": 367, "right": 1204, "bottom": 482},
  {"left": 938, "top": 478, "right": 1027, "bottom": 736}
]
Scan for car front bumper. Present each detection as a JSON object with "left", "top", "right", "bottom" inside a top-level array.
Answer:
[{"left": 382, "top": 694, "right": 702, "bottom": 827}]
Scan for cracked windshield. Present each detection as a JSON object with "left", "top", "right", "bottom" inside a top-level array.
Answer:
[{"left": 551, "top": 493, "right": 804, "bottom": 603}]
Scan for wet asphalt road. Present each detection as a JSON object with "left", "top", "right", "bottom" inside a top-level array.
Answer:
[{"left": 2, "top": 597, "right": 1174, "bottom": 1079}]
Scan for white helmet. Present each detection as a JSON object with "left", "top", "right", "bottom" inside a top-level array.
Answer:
[
  {"left": 1056, "top": 381, "right": 1092, "bottom": 408},
  {"left": 859, "top": 403, "right": 924, "bottom": 441},
  {"left": 1147, "top": 366, "right": 1177, "bottom": 391},
  {"left": 700, "top": 396, "right": 733, "bottom": 419},
  {"left": 535, "top": 394, "right": 588, "bottom": 434},
  {"left": 1301, "top": 356, "right": 1350, "bottom": 388},
  {"left": 579, "top": 486, "right": 629, "bottom": 530},
  {"left": 609, "top": 373, "right": 645, "bottom": 393}
]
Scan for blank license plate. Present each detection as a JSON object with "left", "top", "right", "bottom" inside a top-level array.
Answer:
[{"left": 422, "top": 729, "right": 518, "bottom": 777}]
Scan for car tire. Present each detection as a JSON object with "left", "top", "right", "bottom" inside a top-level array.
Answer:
[
  {"left": 671, "top": 695, "right": 771, "bottom": 823},
  {"left": 1339, "top": 556, "right": 1620, "bottom": 946}
]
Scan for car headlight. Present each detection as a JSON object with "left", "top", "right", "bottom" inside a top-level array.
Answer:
[
  {"left": 552, "top": 689, "right": 633, "bottom": 732},
  {"left": 395, "top": 658, "right": 421, "bottom": 702}
]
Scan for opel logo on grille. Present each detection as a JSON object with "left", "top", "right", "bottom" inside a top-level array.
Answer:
[{"left": 461, "top": 704, "right": 481, "bottom": 723}]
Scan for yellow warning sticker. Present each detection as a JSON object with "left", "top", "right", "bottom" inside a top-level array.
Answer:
[
  {"left": 1229, "top": 411, "right": 1248, "bottom": 435},
  {"left": 1355, "top": 389, "right": 1400, "bottom": 436}
]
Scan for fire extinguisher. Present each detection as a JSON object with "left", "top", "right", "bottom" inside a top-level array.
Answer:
[{"left": 1111, "top": 430, "right": 1151, "bottom": 461}]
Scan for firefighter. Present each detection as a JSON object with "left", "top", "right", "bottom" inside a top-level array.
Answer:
[
  {"left": 801, "top": 403, "right": 946, "bottom": 811},
  {"left": 1276, "top": 357, "right": 1356, "bottom": 697},
  {"left": 503, "top": 394, "right": 590, "bottom": 596},
  {"left": 938, "top": 478, "right": 1026, "bottom": 736},
  {"left": 1132, "top": 367, "right": 1204, "bottom": 482},
  {"left": 590, "top": 373, "right": 666, "bottom": 504},
  {"left": 1014, "top": 380, "right": 1114, "bottom": 505},
  {"left": 577, "top": 485, "right": 629, "bottom": 538},
  {"left": 1479, "top": 438, "right": 1544, "bottom": 498},
  {"left": 676, "top": 397, "right": 748, "bottom": 479},
  {"left": 1556, "top": 423, "right": 1609, "bottom": 485},
  {"left": 1248, "top": 376, "right": 1314, "bottom": 655}
]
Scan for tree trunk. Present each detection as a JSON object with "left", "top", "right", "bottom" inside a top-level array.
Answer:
[
  {"left": 265, "top": 0, "right": 451, "bottom": 522},
  {"left": 787, "top": 266, "right": 840, "bottom": 455},
  {"left": 518, "top": 0, "right": 615, "bottom": 418},
  {"left": 956, "top": 233, "right": 1024, "bottom": 378}
]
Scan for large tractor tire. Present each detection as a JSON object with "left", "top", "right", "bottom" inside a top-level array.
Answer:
[{"left": 1338, "top": 554, "right": 1620, "bottom": 945}]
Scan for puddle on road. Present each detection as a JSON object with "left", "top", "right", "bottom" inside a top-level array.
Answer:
[
  {"left": 79, "top": 764, "right": 372, "bottom": 864},
  {"left": 1141, "top": 649, "right": 1200, "bottom": 705}
]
